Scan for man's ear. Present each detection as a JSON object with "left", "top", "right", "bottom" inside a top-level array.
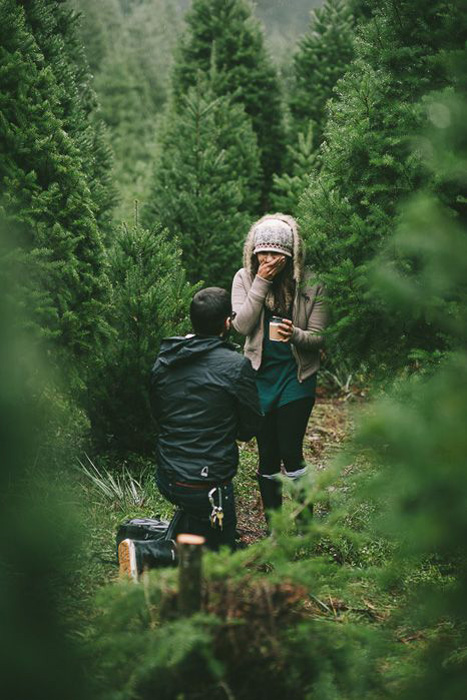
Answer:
[{"left": 225, "top": 317, "right": 232, "bottom": 332}]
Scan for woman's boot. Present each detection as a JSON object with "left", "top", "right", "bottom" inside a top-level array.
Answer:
[{"left": 257, "top": 472, "right": 282, "bottom": 531}]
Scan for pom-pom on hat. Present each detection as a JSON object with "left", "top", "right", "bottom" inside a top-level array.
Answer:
[{"left": 253, "top": 218, "right": 294, "bottom": 257}]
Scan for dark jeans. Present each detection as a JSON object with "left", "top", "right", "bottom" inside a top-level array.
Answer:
[
  {"left": 156, "top": 468, "right": 237, "bottom": 552},
  {"left": 256, "top": 396, "right": 315, "bottom": 477}
]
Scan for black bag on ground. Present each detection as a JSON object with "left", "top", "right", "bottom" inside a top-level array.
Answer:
[{"left": 116, "top": 511, "right": 183, "bottom": 570}]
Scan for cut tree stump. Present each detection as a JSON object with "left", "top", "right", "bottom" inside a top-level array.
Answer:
[{"left": 177, "top": 533, "right": 205, "bottom": 615}]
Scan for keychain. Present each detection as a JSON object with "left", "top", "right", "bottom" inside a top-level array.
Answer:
[{"left": 208, "top": 487, "right": 224, "bottom": 530}]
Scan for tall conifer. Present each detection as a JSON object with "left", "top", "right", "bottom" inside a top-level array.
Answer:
[
  {"left": 72, "top": 0, "right": 182, "bottom": 223},
  {"left": 0, "top": 0, "right": 111, "bottom": 372},
  {"left": 270, "top": 124, "right": 317, "bottom": 215},
  {"left": 289, "top": 0, "right": 355, "bottom": 146},
  {"left": 87, "top": 221, "right": 195, "bottom": 455},
  {"left": 144, "top": 85, "right": 260, "bottom": 290},
  {"left": 25, "top": 0, "right": 116, "bottom": 238},
  {"left": 346, "top": 0, "right": 373, "bottom": 22},
  {"left": 298, "top": 0, "right": 466, "bottom": 371},
  {"left": 172, "top": 0, "right": 285, "bottom": 206}
]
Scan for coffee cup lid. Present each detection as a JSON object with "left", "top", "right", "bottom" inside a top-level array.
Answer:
[{"left": 270, "top": 316, "right": 283, "bottom": 323}]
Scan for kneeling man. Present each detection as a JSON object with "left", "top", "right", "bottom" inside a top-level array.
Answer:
[{"left": 151, "top": 287, "right": 263, "bottom": 551}]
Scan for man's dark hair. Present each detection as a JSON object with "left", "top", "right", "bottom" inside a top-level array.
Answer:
[{"left": 190, "top": 287, "right": 232, "bottom": 336}]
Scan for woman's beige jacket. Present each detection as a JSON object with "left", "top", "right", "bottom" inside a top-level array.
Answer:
[{"left": 231, "top": 269, "right": 326, "bottom": 382}]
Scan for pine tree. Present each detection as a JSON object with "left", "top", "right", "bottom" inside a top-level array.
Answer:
[
  {"left": 70, "top": 0, "right": 123, "bottom": 73},
  {"left": 357, "top": 64, "right": 467, "bottom": 697},
  {"left": 297, "top": 0, "right": 466, "bottom": 372},
  {"left": 346, "top": 0, "right": 373, "bottom": 22},
  {"left": 0, "top": 213, "right": 93, "bottom": 700},
  {"left": 143, "top": 85, "right": 261, "bottom": 290},
  {"left": 270, "top": 124, "right": 317, "bottom": 215},
  {"left": 172, "top": 0, "right": 285, "bottom": 207},
  {"left": 0, "top": 0, "right": 111, "bottom": 374},
  {"left": 123, "top": 0, "right": 182, "bottom": 113},
  {"left": 87, "top": 221, "right": 195, "bottom": 455},
  {"left": 93, "top": 47, "right": 155, "bottom": 224},
  {"left": 25, "top": 0, "right": 116, "bottom": 239},
  {"left": 73, "top": 0, "right": 183, "bottom": 223},
  {"left": 289, "top": 0, "right": 355, "bottom": 146}
]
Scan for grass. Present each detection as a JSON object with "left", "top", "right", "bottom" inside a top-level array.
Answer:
[
  {"left": 53, "top": 454, "right": 173, "bottom": 634},
  {"left": 54, "top": 396, "right": 459, "bottom": 698},
  {"left": 63, "top": 399, "right": 395, "bottom": 616},
  {"left": 77, "top": 453, "right": 159, "bottom": 509}
]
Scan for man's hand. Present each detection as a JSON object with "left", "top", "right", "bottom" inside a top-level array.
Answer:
[
  {"left": 257, "top": 255, "right": 286, "bottom": 281},
  {"left": 277, "top": 318, "right": 294, "bottom": 342}
]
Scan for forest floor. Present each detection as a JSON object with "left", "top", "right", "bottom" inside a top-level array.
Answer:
[
  {"left": 70, "top": 391, "right": 357, "bottom": 625},
  {"left": 68, "top": 391, "right": 444, "bottom": 691},
  {"left": 235, "top": 394, "right": 355, "bottom": 544}
]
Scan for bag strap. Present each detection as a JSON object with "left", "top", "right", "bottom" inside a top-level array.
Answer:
[{"left": 165, "top": 509, "right": 184, "bottom": 540}]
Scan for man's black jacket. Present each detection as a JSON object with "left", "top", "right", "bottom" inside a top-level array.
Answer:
[{"left": 151, "top": 335, "right": 263, "bottom": 484}]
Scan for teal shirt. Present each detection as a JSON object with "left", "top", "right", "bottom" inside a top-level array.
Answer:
[{"left": 256, "top": 310, "right": 317, "bottom": 414}]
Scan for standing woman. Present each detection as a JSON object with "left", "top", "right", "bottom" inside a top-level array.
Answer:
[{"left": 231, "top": 214, "right": 326, "bottom": 527}]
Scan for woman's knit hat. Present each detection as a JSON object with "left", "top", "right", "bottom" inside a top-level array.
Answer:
[
  {"left": 243, "top": 213, "right": 305, "bottom": 284},
  {"left": 252, "top": 217, "right": 294, "bottom": 257}
]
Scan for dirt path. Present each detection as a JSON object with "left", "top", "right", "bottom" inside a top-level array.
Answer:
[{"left": 235, "top": 397, "right": 354, "bottom": 544}]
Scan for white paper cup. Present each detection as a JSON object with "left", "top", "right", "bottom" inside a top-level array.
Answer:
[{"left": 269, "top": 316, "right": 283, "bottom": 341}]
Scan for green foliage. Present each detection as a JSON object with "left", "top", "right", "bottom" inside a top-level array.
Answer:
[
  {"left": 0, "top": 0, "right": 113, "bottom": 378},
  {"left": 0, "top": 479, "right": 90, "bottom": 700},
  {"left": 92, "top": 46, "right": 155, "bottom": 199},
  {"left": 69, "top": 0, "right": 123, "bottom": 73},
  {"left": 95, "top": 603, "right": 223, "bottom": 700},
  {"left": 172, "top": 0, "right": 286, "bottom": 205},
  {"left": 0, "top": 216, "right": 90, "bottom": 700},
  {"left": 72, "top": 0, "right": 183, "bottom": 117},
  {"left": 270, "top": 123, "right": 317, "bottom": 215},
  {"left": 72, "top": 0, "right": 184, "bottom": 223},
  {"left": 3, "top": 3, "right": 465, "bottom": 699},
  {"left": 89, "top": 36, "right": 467, "bottom": 700},
  {"left": 28, "top": 0, "right": 116, "bottom": 237},
  {"left": 346, "top": 0, "right": 374, "bottom": 22},
  {"left": 93, "top": 544, "right": 384, "bottom": 700},
  {"left": 298, "top": 0, "right": 466, "bottom": 373},
  {"left": 290, "top": 0, "right": 355, "bottom": 146},
  {"left": 87, "top": 221, "right": 195, "bottom": 455},
  {"left": 143, "top": 85, "right": 260, "bottom": 289},
  {"left": 85, "top": 421, "right": 390, "bottom": 700},
  {"left": 78, "top": 453, "right": 154, "bottom": 509},
  {"left": 353, "top": 84, "right": 467, "bottom": 698}
]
